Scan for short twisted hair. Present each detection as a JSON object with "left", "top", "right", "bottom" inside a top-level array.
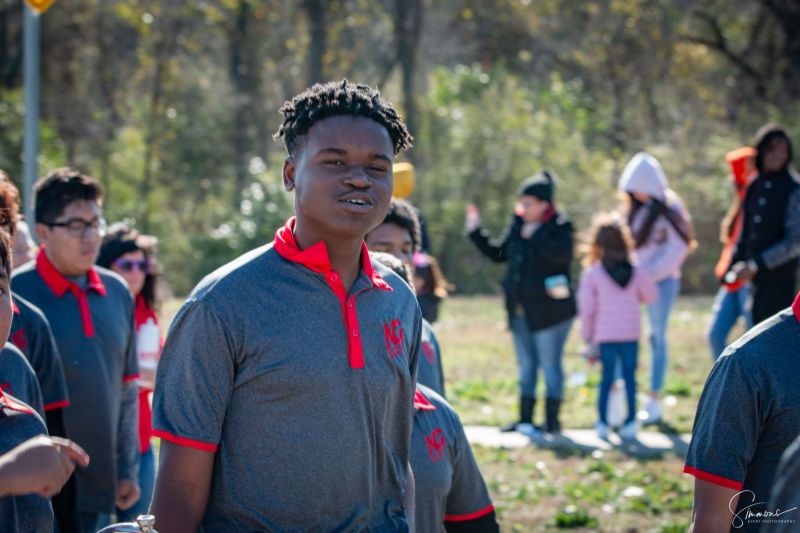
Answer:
[{"left": 273, "top": 79, "right": 413, "bottom": 157}]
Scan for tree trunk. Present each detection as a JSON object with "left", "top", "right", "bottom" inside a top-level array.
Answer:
[{"left": 396, "top": 0, "right": 423, "bottom": 143}]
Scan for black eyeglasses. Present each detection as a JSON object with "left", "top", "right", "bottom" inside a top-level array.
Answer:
[
  {"left": 113, "top": 258, "right": 150, "bottom": 274},
  {"left": 45, "top": 217, "right": 107, "bottom": 238}
]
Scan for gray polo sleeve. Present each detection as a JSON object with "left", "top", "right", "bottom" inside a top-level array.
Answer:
[
  {"left": 152, "top": 300, "right": 235, "bottom": 452},
  {"left": 443, "top": 410, "right": 495, "bottom": 524},
  {"left": 117, "top": 308, "right": 140, "bottom": 483},
  {"left": 684, "top": 353, "right": 760, "bottom": 490}
]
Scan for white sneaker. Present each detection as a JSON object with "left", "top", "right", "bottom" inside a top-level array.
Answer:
[
  {"left": 637, "top": 397, "right": 662, "bottom": 425},
  {"left": 595, "top": 421, "right": 609, "bottom": 439},
  {"left": 516, "top": 423, "right": 542, "bottom": 438},
  {"left": 618, "top": 420, "right": 638, "bottom": 440}
]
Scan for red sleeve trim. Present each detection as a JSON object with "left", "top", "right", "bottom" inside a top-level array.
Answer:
[
  {"left": 122, "top": 373, "right": 140, "bottom": 383},
  {"left": 153, "top": 429, "right": 218, "bottom": 453},
  {"left": 444, "top": 504, "right": 495, "bottom": 522},
  {"left": 683, "top": 465, "right": 743, "bottom": 491},
  {"left": 43, "top": 400, "right": 70, "bottom": 412}
]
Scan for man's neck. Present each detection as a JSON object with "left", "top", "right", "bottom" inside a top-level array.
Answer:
[
  {"left": 44, "top": 249, "right": 88, "bottom": 279},
  {"left": 293, "top": 223, "right": 364, "bottom": 292}
]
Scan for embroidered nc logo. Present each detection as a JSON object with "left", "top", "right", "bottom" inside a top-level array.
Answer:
[
  {"left": 425, "top": 428, "right": 446, "bottom": 462},
  {"left": 384, "top": 319, "right": 405, "bottom": 360},
  {"left": 422, "top": 341, "right": 436, "bottom": 364}
]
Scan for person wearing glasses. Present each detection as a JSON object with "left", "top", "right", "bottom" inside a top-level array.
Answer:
[
  {"left": 97, "top": 223, "right": 161, "bottom": 524},
  {"left": 12, "top": 168, "right": 140, "bottom": 533}
]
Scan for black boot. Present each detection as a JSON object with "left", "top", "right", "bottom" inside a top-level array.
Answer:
[
  {"left": 501, "top": 396, "right": 535, "bottom": 432},
  {"left": 545, "top": 397, "right": 562, "bottom": 433}
]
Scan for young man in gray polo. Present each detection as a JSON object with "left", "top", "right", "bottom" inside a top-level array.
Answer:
[
  {"left": 12, "top": 169, "right": 140, "bottom": 533},
  {"left": 151, "top": 80, "right": 421, "bottom": 531}
]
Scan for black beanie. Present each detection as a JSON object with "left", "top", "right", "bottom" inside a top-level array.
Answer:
[{"left": 518, "top": 170, "right": 556, "bottom": 203}]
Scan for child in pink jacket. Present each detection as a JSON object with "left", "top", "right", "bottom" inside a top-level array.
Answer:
[{"left": 578, "top": 213, "right": 657, "bottom": 440}]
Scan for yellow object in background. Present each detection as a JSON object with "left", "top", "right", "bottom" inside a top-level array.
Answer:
[{"left": 393, "top": 162, "right": 416, "bottom": 199}]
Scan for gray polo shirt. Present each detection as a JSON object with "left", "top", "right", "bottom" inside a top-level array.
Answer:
[
  {"left": 0, "top": 342, "right": 44, "bottom": 416},
  {"left": 412, "top": 385, "right": 495, "bottom": 532},
  {"left": 153, "top": 219, "right": 421, "bottom": 531},
  {"left": 10, "top": 293, "right": 69, "bottom": 412},
  {"left": 418, "top": 320, "right": 445, "bottom": 397},
  {"left": 0, "top": 389, "right": 53, "bottom": 533},
  {"left": 684, "top": 294, "right": 800, "bottom": 533},
  {"left": 12, "top": 250, "right": 139, "bottom": 513}
]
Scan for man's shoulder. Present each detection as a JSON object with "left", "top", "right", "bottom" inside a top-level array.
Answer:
[
  {"left": 371, "top": 261, "right": 418, "bottom": 307},
  {"left": 10, "top": 261, "right": 39, "bottom": 284},
  {"left": 94, "top": 266, "right": 132, "bottom": 299},
  {"left": 12, "top": 293, "right": 48, "bottom": 326},
  {"left": 719, "top": 308, "right": 798, "bottom": 370},
  {"left": 189, "top": 243, "right": 278, "bottom": 303}
]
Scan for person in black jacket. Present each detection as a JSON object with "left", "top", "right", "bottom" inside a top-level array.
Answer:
[
  {"left": 466, "top": 171, "right": 576, "bottom": 434},
  {"left": 727, "top": 124, "right": 800, "bottom": 325}
]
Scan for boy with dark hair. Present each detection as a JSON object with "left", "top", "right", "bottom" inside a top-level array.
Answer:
[
  {"left": 152, "top": 80, "right": 420, "bottom": 531},
  {"left": 684, "top": 291, "right": 800, "bottom": 532},
  {"left": 366, "top": 197, "right": 446, "bottom": 396},
  {"left": 370, "top": 251, "right": 499, "bottom": 532},
  {"left": 12, "top": 168, "right": 139, "bottom": 533}
]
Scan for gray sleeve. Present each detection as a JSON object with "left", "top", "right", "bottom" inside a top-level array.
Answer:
[
  {"left": 684, "top": 354, "right": 761, "bottom": 490},
  {"left": 444, "top": 411, "right": 495, "bottom": 523},
  {"left": 152, "top": 300, "right": 236, "bottom": 451},
  {"left": 117, "top": 380, "right": 139, "bottom": 482},
  {"left": 758, "top": 188, "right": 800, "bottom": 270}
]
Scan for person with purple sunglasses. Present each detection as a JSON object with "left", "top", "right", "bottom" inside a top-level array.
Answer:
[{"left": 97, "top": 222, "right": 162, "bottom": 523}]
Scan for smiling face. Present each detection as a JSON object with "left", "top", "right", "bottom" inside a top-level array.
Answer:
[
  {"left": 35, "top": 199, "right": 103, "bottom": 277},
  {"left": 283, "top": 115, "right": 394, "bottom": 247}
]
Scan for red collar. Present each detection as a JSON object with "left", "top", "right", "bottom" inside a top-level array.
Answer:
[
  {"left": 36, "top": 248, "right": 107, "bottom": 298},
  {"left": 0, "top": 387, "right": 33, "bottom": 415},
  {"left": 11, "top": 298, "right": 19, "bottom": 315},
  {"left": 413, "top": 388, "right": 437, "bottom": 411},
  {"left": 793, "top": 292, "right": 800, "bottom": 323},
  {"left": 273, "top": 217, "right": 392, "bottom": 291}
]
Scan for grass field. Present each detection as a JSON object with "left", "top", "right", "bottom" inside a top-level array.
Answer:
[
  {"left": 159, "top": 293, "right": 736, "bottom": 531},
  {"left": 435, "top": 294, "right": 738, "bottom": 532}
]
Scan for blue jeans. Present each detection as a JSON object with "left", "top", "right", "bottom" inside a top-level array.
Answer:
[
  {"left": 706, "top": 285, "right": 753, "bottom": 361},
  {"left": 647, "top": 277, "right": 680, "bottom": 393},
  {"left": 116, "top": 447, "right": 155, "bottom": 522},
  {"left": 598, "top": 342, "right": 638, "bottom": 425},
  {"left": 510, "top": 316, "right": 573, "bottom": 400}
]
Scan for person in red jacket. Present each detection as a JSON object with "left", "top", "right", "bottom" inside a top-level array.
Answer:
[
  {"left": 96, "top": 223, "right": 161, "bottom": 523},
  {"left": 706, "top": 147, "right": 757, "bottom": 360}
]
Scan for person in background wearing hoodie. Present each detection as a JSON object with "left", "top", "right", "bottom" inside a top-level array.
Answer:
[
  {"left": 466, "top": 171, "right": 576, "bottom": 435},
  {"left": 578, "top": 213, "right": 657, "bottom": 440},
  {"left": 726, "top": 124, "right": 800, "bottom": 326},
  {"left": 618, "top": 153, "right": 694, "bottom": 426},
  {"left": 706, "top": 147, "right": 757, "bottom": 361}
]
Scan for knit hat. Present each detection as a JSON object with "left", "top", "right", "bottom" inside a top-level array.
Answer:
[{"left": 517, "top": 170, "right": 556, "bottom": 203}]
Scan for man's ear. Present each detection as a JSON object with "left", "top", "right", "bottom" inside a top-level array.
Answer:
[
  {"left": 283, "top": 157, "right": 296, "bottom": 192},
  {"left": 34, "top": 223, "right": 49, "bottom": 244}
]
